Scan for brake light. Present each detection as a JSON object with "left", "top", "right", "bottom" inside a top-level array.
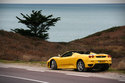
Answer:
[
  {"left": 89, "top": 55, "right": 94, "bottom": 58},
  {"left": 108, "top": 55, "right": 111, "bottom": 58},
  {"left": 92, "top": 55, "right": 94, "bottom": 58},
  {"left": 89, "top": 56, "right": 91, "bottom": 58}
]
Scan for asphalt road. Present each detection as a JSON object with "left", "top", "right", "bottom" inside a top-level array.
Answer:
[{"left": 0, "top": 67, "right": 124, "bottom": 83}]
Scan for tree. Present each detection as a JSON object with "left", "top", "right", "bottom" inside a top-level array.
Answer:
[{"left": 12, "top": 10, "right": 60, "bottom": 40}]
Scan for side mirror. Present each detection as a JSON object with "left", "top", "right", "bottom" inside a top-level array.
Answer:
[{"left": 58, "top": 54, "right": 61, "bottom": 57}]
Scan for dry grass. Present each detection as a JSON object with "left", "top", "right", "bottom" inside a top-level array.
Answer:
[{"left": 0, "top": 30, "right": 64, "bottom": 61}]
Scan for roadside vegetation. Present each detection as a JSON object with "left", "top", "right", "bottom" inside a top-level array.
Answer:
[
  {"left": 0, "top": 59, "right": 46, "bottom": 67},
  {"left": 0, "top": 26, "right": 125, "bottom": 71},
  {"left": 108, "top": 68, "right": 125, "bottom": 74}
]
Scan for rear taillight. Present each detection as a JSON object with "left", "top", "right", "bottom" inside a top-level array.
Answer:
[
  {"left": 108, "top": 55, "right": 111, "bottom": 58},
  {"left": 92, "top": 55, "right": 94, "bottom": 58},
  {"left": 89, "top": 55, "right": 94, "bottom": 58}
]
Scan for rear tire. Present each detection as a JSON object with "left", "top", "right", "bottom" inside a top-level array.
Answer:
[
  {"left": 50, "top": 60, "right": 57, "bottom": 70},
  {"left": 77, "top": 60, "right": 86, "bottom": 72}
]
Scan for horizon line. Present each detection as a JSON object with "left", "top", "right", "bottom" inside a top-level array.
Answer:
[{"left": 0, "top": 3, "right": 125, "bottom": 4}]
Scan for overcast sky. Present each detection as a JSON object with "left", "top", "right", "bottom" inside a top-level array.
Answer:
[{"left": 0, "top": 0, "right": 125, "bottom": 4}]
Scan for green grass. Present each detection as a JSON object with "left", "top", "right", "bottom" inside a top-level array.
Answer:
[
  {"left": 108, "top": 68, "right": 125, "bottom": 74},
  {"left": 0, "top": 59, "right": 47, "bottom": 67}
]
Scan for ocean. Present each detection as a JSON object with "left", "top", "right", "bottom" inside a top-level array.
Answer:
[{"left": 0, "top": 4, "right": 125, "bottom": 42}]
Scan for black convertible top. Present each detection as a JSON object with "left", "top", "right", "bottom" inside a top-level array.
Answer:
[{"left": 70, "top": 51, "right": 90, "bottom": 54}]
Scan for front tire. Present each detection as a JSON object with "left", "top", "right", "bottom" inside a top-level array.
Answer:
[
  {"left": 50, "top": 60, "right": 57, "bottom": 70},
  {"left": 77, "top": 60, "right": 86, "bottom": 72}
]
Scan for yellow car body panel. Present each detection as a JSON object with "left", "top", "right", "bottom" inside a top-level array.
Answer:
[{"left": 47, "top": 52, "right": 112, "bottom": 69}]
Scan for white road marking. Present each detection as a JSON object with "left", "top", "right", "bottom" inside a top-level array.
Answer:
[
  {"left": 0, "top": 74, "right": 48, "bottom": 83},
  {"left": 0, "top": 64, "right": 45, "bottom": 72},
  {"left": 65, "top": 73, "right": 90, "bottom": 77},
  {"left": 66, "top": 73, "right": 125, "bottom": 82},
  {"left": 0, "top": 66, "right": 9, "bottom": 68},
  {"left": 26, "top": 69, "right": 45, "bottom": 72},
  {"left": 119, "top": 80, "right": 125, "bottom": 82}
]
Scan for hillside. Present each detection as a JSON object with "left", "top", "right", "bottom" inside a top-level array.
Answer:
[
  {"left": 72, "top": 26, "right": 125, "bottom": 46},
  {"left": 70, "top": 26, "right": 125, "bottom": 69},
  {"left": 0, "top": 26, "right": 125, "bottom": 69},
  {"left": 71, "top": 26, "right": 125, "bottom": 58},
  {"left": 0, "top": 30, "right": 65, "bottom": 61}
]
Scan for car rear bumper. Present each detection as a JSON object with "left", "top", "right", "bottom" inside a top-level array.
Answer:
[
  {"left": 85, "top": 59, "right": 112, "bottom": 68},
  {"left": 86, "top": 63, "right": 111, "bottom": 68},
  {"left": 92, "top": 63, "right": 111, "bottom": 69}
]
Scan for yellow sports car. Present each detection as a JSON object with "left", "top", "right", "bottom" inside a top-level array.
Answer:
[{"left": 47, "top": 51, "right": 112, "bottom": 71}]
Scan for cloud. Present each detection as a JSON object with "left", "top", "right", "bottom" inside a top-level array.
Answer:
[{"left": 0, "top": 0, "right": 125, "bottom": 4}]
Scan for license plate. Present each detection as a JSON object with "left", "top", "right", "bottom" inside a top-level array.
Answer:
[{"left": 98, "top": 61, "right": 105, "bottom": 63}]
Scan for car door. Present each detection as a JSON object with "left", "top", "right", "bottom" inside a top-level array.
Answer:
[{"left": 58, "top": 52, "right": 75, "bottom": 68}]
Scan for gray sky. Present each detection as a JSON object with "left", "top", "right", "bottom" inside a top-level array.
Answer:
[{"left": 1, "top": 0, "right": 125, "bottom": 4}]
